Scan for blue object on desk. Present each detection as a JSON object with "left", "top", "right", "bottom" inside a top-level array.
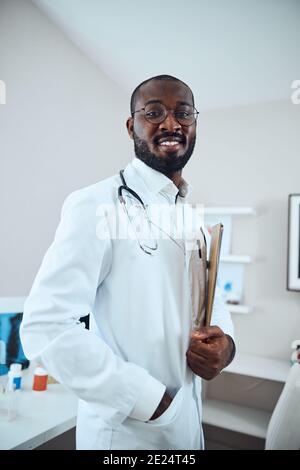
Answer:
[{"left": 0, "top": 313, "right": 29, "bottom": 376}]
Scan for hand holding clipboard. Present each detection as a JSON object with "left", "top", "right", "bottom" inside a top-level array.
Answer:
[{"left": 188, "top": 224, "right": 236, "bottom": 380}]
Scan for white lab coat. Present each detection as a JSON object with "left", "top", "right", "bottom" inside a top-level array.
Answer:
[{"left": 20, "top": 157, "right": 234, "bottom": 450}]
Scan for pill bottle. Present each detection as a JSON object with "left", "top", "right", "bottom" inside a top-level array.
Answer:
[
  {"left": 33, "top": 366, "right": 48, "bottom": 391},
  {"left": 8, "top": 363, "right": 22, "bottom": 391}
]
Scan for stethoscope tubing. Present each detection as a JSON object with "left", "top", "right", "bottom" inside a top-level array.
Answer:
[
  {"left": 118, "top": 170, "right": 157, "bottom": 254},
  {"left": 118, "top": 170, "right": 145, "bottom": 208},
  {"left": 118, "top": 170, "right": 186, "bottom": 256}
]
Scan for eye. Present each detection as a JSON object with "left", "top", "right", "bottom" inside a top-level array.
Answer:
[
  {"left": 145, "top": 109, "right": 163, "bottom": 118},
  {"left": 175, "top": 111, "right": 190, "bottom": 119}
]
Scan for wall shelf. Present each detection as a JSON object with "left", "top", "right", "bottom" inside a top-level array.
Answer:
[
  {"left": 203, "top": 353, "right": 290, "bottom": 444},
  {"left": 220, "top": 255, "right": 252, "bottom": 263},
  {"left": 201, "top": 205, "right": 288, "bottom": 447},
  {"left": 203, "top": 354, "right": 290, "bottom": 439},
  {"left": 224, "top": 353, "right": 290, "bottom": 383},
  {"left": 204, "top": 207, "right": 256, "bottom": 216},
  {"left": 227, "top": 304, "right": 252, "bottom": 314},
  {"left": 203, "top": 398, "right": 271, "bottom": 439}
]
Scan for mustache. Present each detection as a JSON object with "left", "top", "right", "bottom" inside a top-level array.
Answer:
[{"left": 153, "top": 132, "right": 186, "bottom": 145}]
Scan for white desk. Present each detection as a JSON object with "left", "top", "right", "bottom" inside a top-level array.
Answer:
[{"left": 0, "top": 368, "right": 78, "bottom": 450}]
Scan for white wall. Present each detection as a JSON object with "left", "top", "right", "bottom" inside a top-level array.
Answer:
[
  {"left": 1, "top": 0, "right": 300, "bottom": 364},
  {"left": 186, "top": 101, "right": 300, "bottom": 360},
  {"left": 0, "top": 0, "right": 132, "bottom": 295}
]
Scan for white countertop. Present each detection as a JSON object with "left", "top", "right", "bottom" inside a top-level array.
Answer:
[{"left": 0, "top": 367, "right": 78, "bottom": 450}]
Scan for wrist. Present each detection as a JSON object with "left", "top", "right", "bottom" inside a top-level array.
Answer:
[
  {"left": 149, "top": 391, "right": 172, "bottom": 420},
  {"left": 224, "top": 335, "right": 236, "bottom": 367}
]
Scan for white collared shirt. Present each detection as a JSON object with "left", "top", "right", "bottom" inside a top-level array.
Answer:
[{"left": 20, "top": 157, "right": 234, "bottom": 449}]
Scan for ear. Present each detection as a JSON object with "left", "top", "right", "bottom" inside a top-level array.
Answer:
[{"left": 126, "top": 117, "right": 134, "bottom": 140}]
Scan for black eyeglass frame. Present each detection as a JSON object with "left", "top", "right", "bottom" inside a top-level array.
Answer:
[{"left": 132, "top": 105, "right": 199, "bottom": 127}]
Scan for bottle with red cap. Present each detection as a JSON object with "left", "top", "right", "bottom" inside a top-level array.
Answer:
[{"left": 32, "top": 366, "right": 48, "bottom": 391}]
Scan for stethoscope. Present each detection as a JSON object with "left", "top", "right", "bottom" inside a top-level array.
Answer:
[
  {"left": 118, "top": 170, "right": 145, "bottom": 209},
  {"left": 118, "top": 170, "right": 158, "bottom": 255},
  {"left": 118, "top": 170, "right": 186, "bottom": 256}
]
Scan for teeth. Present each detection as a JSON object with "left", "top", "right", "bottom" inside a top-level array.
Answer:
[{"left": 160, "top": 141, "right": 180, "bottom": 146}]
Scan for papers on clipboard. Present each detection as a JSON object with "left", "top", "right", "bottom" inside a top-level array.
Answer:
[
  {"left": 204, "top": 223, "right": 223, "bottom": 327},
  {"left": 190, "top": 223, "right": 223, "bottom": 329}
]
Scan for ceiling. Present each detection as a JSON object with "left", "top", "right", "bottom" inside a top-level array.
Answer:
[{"left": 33, "top": 0, "right": 300, "bottom": 111}]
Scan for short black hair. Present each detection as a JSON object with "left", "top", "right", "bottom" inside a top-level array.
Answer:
[{"left": 130, "top": 74, "right": 194, "bottom": 115}]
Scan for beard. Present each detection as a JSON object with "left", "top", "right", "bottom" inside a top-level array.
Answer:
[{"left": 133, "top": 131, "right": 196, "bottom": 175}]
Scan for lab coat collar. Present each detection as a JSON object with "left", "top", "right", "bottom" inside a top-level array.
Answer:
[{"left": 129, "top": 157, "right": 193, "bottom": 202}]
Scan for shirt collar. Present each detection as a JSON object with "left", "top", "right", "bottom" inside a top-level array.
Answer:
[{"left": 130, "top": 157, "right": 192, "bottom": 199}]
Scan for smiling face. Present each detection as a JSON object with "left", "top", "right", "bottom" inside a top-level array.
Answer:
[{"left": 126, "top": 79, "right": 197, "bottom": 176}]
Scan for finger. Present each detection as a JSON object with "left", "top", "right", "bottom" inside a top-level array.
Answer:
[
  {"left": 186, "top": 350, "right": 207, "bottom": 367},
  {"left": 191, "top": 325, "right": 224, "bottom": 341},
  {"left": 202, "top": 325, "right": 224, "bottom": 338},
  {"left": 190, "top": 328, "right": 209, "bottom": 341},
  {"left": 188, "top": 340, "right": 213, "bottom": 358},
  {"left": 189, "top": 336, "right": 226, "bottom": 359},
  {"left": 186, "top": 351, "right": 208, "bottom": 375},
  {"left": 190, "top": 326, "right": 216, "bottom": 340},
  {"left": 187, "top": 350, "right": 220, "bottom": 380}
]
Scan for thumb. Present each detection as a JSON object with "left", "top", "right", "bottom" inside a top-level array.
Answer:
[
  {"left": 190, "top": 327, "right": 209, "bottom": 340},
  {"left": 191, "top": 325, "right": 223, "bottom": 340}
]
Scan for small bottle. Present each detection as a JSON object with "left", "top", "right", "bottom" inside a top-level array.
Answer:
[
  {"left": 33, "top": 366, "right": 48, "bottom": 391},
  {"left": 6, "top": 382, "right": 18, "bottom": 421},
  {"left": 8, "top": 363, "right": 23, "bottom": 391}
]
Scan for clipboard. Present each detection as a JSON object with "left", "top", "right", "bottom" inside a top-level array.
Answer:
[
  {"left": 193, "top": 223, "right": 223, "bottom": 328},
  {"left": 191, "top": 228, "right": 207, "bottom": 329},
  {"left": 204, "top": 223, "right": 223, "bottom": 326}
]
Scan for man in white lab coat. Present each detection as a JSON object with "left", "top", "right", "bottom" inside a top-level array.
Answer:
[{"left": 20, "top": 75, "right": 235, "bottom": 450}]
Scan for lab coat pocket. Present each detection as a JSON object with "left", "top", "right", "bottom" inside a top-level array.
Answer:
[
  {"left": 110, "top": 384, "right": 200, "bottom": 450},
  {"left": 147, "top": 385, "right": 184, "bottom": 427}
]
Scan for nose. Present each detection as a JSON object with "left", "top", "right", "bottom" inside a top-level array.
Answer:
[{"left": 158, "top": 110, "right": 182, "bottom": 132}]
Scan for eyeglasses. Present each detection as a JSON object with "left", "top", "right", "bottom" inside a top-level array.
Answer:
[{"left": 132, "top": 103, "right": 199, "bottom": 127}]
